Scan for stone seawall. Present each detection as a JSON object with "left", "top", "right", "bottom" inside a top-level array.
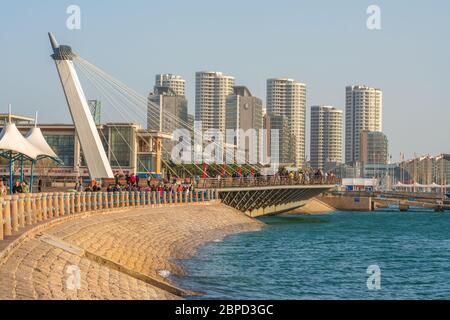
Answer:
[{"left": 0, "top": 203, "right": 263, "bottom": 300}]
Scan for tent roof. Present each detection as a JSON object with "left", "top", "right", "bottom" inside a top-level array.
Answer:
[
  {"left": 25, "top": 127, "right": 58, "bottom": 158},
  {"left": 0, "top": 122, "right": 42, "bottom": 159}
]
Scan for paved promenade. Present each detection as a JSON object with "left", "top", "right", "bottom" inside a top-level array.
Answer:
[{"left": 0, "top": 203, "right": 263, "bottom": 300}]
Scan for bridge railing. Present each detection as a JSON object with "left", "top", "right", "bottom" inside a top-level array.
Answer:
[
  {"left": 0, "top": 190, "right": 217, "bottom": 241},
  {"left": 194, "top": 176, "right": 336, "bottom": 189},
  {"left": 329, "top": 190, "right": 446, "bottom": 201}
]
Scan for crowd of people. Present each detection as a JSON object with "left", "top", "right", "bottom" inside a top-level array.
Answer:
[
  {"left": 0, "top": 168, "right": 335, "bottom": 196},
  {"left": 201, "top": 168, "right": 336, "bottom": 187},
  {"left": 0, "top": 179, "right": 31, "bottom": 196},
  {"left": 73, "top": 173, "right": 195, "bottom": 195},
  {"left": 0, "top": 178, "right": 44, "bottom": 196},
  {"left": 276, "top": 168, "right": 337, "bottom": 185}
]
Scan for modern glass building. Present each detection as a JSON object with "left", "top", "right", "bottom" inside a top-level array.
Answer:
[
  {"left": 43, "top": 134, "right": 75, "bottom": 167},
  {"left": 6, "top": 123, "right": 170, "bottom": 179},
  {"left": 88, "top": 100, "right": 102, "bottom": 125},
  {"left": 108, "top": 125, "right": 134, "bottom": 167}
]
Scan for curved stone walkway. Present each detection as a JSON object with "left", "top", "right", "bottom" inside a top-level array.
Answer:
[{"left": 0, "top": 203, "right": 263, "bottom": 300}]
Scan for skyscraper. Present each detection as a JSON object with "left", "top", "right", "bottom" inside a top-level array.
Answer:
[
  {"left": 345, "top": 85, "right": 382, "bottom": 164},
  {"left": 310, "top": 106, "right": 343, "bottom": 170},
  {"left": 225, "top": 86, "right": 263, "bottom": 163},
  {"left": 155, "top": 74, "right": 186, "bottom": 96},
  {"left": 195, "top": 71, "right": 235, "bottom": 133},
  {"left": 266, "top": 78, "right": 306, "bottom": 167}
]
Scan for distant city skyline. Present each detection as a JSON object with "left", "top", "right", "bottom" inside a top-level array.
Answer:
[{"left": 1, "top": 0, "right": 449, "bottom": 161}]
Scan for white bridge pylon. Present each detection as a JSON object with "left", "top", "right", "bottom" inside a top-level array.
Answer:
[{"left": 49, "top": 33, "right": 113, "bottom": 179}]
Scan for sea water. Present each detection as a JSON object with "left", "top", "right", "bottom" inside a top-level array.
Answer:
[{"left": 173, "top": 209, "right": 450, "bottom": 299}]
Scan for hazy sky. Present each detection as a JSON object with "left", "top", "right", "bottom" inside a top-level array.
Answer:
[{"left": 1, "top": 0, "right": 449, "bottom": 161}]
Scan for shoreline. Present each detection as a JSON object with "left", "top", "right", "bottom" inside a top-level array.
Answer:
[{"left": 0, "top": 203, "right": 264, "bottom": 300}]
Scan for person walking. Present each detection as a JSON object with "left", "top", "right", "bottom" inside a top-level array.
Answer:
[
  {"left": 38, "top": 178, "right": 43, "bottom": 192},
  {"left": 22, "top": 181, "right": 29, "bottom": 193},
  {"left": 0, "top": 180, "right": 7, "bottom": 196},
  {"left": 130, "top": 173, "right": 136, "bottom": 187},
  {"left": 12, "top": 181, "right": 22, "bottom": 194}
]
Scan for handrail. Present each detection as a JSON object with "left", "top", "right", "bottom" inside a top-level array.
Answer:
[
  {"left": 193, "top": 176, "right": 337, "bottom": 189},
  {"left": 0, "top": 190, "right": 217, "bottom": 241}
]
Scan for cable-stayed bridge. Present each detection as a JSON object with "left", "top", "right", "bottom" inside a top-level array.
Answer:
[{"left": 48, "top": 33, "right": 335, "bottom": 216}]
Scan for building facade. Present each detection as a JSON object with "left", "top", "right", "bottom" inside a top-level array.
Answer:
[
  {"left": 400, "top": 154, "right": 450, "bottom": 185},
  {"left": 88, "top": 100, "right": 102, "bottom": 125},
  {"left": 359, "top": 131, "right": 389, "bottom": 165},
  {"left": 266, "top": 78, "right": 306, "bottom": 167},
  {"left": 1, "top": 123, "right": 169, "bottom": 180},
  {"left": 225, "top": 86, "right": 263, "bottom": 163},
  {"left": 310, "top": 106, "right": 343, "bottom": 170},
  {"left": 148, "top": 85, "right": 188, "bottom": 159},
  {"left": 195, "top": 71, "right": 235, "bottom": 134},
  {"left": 434, "top": 154, "right": 450, "bottom": 186},
  {"left": 345, "top": 85, "right": 382, "bottom": 164},
  {"left": 155, "top": 74, "right": 186, "bottom": 97},
  {"left": 264, "top": 113, "right": 292, "bottom": 165},
  {"left": 148, "top": 87, "right": 188, "bottom": 133}
]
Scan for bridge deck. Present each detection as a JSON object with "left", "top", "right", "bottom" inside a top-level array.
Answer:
[{"left": 210, "top": 184, "right": 335, "bottom": 217}]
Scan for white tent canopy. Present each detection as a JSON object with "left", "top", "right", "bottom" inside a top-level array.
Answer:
[
  {"left": 0, "top": 122, "right": 42, "bottom": 159},
  {"left": 25, "top": 127, "right": 58, "bottom": 159}
]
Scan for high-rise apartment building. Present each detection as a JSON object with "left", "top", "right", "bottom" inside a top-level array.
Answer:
[
  {"left": 310, "top": 106, "right": 343, "bottom": 170},
  {"left": 195, "top": 71, "right": 235, "bottom": 134},
  {"left": 155, "top": 74, "right": 186, "bottom": 97},
  {"left": 345, "top": 85, "right": 382, "bottom": 164},
  {"left": 266, "top": 78, "right": 306, "bottom": 167}
]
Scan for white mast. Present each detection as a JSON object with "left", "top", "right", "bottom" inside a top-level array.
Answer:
[{"left": 48, "top": 33, "right": 113, "bottom": 179}]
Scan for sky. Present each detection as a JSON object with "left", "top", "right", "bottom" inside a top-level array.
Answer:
[{"left": 0, "top": 0, "right": 449, "bottom": 161}]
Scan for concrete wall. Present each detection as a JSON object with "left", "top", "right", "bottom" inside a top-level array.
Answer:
[
  {"left": 292, "top": 197, "right": 336, "bottom": 214},
  {"left": 247, "top": 201, "right": 307, "bottom": 217},
  {"left": 318, "top": 195, "right": 373, "bottom": 211}
]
